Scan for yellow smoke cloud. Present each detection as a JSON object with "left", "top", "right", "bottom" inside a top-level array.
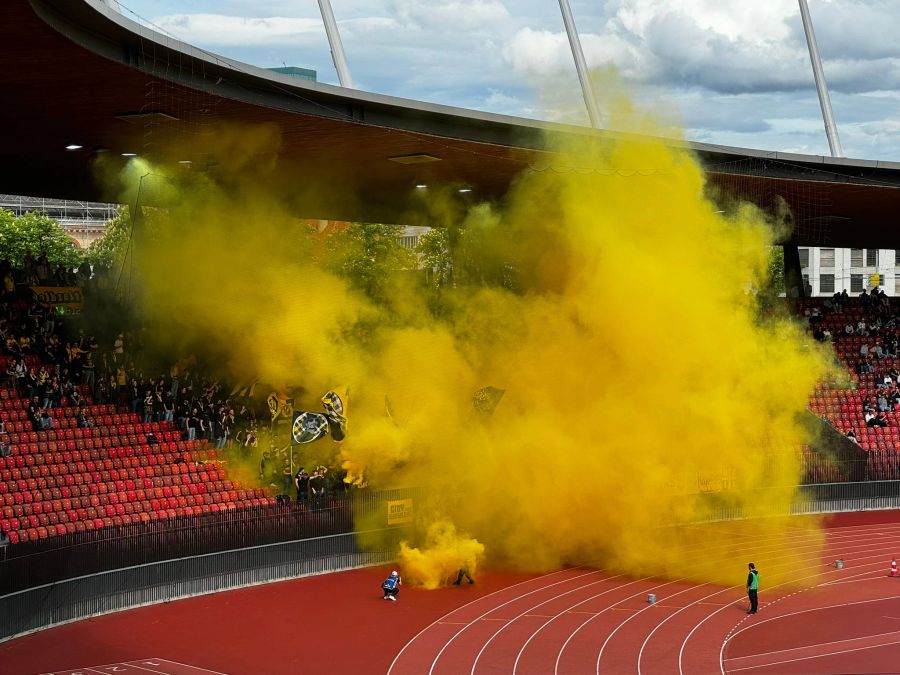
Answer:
[
  {"left": 398, "top": 518, "right": 485, "bottom": 590},
  {"left": 107, "top": 89, "right": 833, "bottom": 588}
]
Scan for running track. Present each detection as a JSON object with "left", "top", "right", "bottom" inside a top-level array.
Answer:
[{"left": 2, "top": 511, "right": 899, "bottom": 674}]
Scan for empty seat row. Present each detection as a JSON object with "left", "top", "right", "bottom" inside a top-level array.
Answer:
[
  {"left": 1, "top": 487, "right": 268, "bottom": 521},
  {"left": 1, "top": 469, "right": 232, "bottom": 497}
]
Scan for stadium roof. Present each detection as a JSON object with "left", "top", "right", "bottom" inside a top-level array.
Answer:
[{"left": 4, "top": 0, "right": 900, "bottom": 247}]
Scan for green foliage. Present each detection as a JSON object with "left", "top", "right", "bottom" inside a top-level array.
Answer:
[
  {"left": 415, "top": 211, "right": 520, "bottom": 292},
  {"left": 451, "top": 205, "right": 521, "bottom": 290},
  {"left": 325, "top": 222, "right": 417, "bottom": 302},
  {"left": 0, "top": 208, "right": 82, "bottom": 269},
  {"left": 84, "top": 206, "right": 132, "bottom": 270},
  {"left": 417, "top": 228, "right": 452, "bottom": 289},
  {"left": 767, "top": 246, "right": 786, "bottom": 295}
]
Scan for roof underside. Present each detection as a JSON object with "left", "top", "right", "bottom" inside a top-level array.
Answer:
[{"left": 3, "top": 0, "right": 900, "bottom": 247}]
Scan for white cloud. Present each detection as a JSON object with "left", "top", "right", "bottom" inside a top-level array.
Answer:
[
  {"left": 386, "top": 0, "right": 511, "bottom": 30},
  {"left": 125, "top": 0, "right": 900, "bottom": 160},
  {"left": 153, "top": 14, "right": 322, "bottom": 46},
  {"left": 503, "top": 27, "right": 645, "bottom": 79},
  {"left": 502, "top": 28, "right": 568, "bottom": 77},
  {"left": 341, "top": 17, "right": 399, "bottom": 36}
]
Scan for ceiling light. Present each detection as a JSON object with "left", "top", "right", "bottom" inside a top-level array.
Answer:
[
  {"left": 389, "top": 154, "right": 442, "bottom": 164},
  {"left": 65, "top": 144, "right": 82, "bottom": 151},
  {"left": 458, "top": 188, "right": 472, "bottom": 193},
  {"left": 415, "top": 184, "right": 427, "bottom": 189},
  {"left": 178, "top": 160, "right": 192, "bottom": 164},
  {"left": 121, "top": 152, "right": 137, "bottom": 157}
]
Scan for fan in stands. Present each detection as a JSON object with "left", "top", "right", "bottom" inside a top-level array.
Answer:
[
  {"left": 804, "top": 287, "right": 900, "bottom": 482},
  {"left": 0, "top": 271, "right": 342, "bottom": 547}
]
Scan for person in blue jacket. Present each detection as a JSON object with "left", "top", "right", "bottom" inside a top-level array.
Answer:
[{"left": 382, "top": 570, "right": 401, "bottom": 601}]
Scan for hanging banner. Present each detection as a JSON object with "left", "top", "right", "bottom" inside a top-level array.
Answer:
[
  {"left": 387, "top": 498, "right": 414, "bottom": 525},
  {"left": 30, "top": 286, "right": 82, "bottom": 310}
]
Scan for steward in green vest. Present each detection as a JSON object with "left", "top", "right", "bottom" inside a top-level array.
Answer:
[{"left": 746, "top": 562, "right": 759, "bottom": 614}]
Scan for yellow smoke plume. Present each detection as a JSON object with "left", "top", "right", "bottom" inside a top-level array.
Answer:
[
  {"left": 398, "top": 518, "right": 485, "bottom": 590},
  {"left": 105, "top": 88, "right": 833, "bottom": 588}
]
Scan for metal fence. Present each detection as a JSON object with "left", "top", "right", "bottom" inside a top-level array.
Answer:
[
  {"left": 696, "top": 479, "right": 900, "bottom": 521},
  {"left": 0, "top": 528, "right": 402, "bottom": 641},
  {"left": 0, "top": 488, "right": 414, "bottom": 595},
  {"left": 800, "top": 451, "right": 900, "bottom": 484},
  {"left": 796, "top": 479, "right": 900, "bottom": 513}
]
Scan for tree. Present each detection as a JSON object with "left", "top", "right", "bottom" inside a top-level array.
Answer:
[
  {"left": 417, "top": 228, "right": 452, "bottom": 289},
  {"left": 766, "top": 246, "right": 786, "bottom": 296},
  {"left": 325, "top": 222, "right": 417, "bottom": 303},
  {"left": 415, "top": 211, "right": 520, "bottom": 293},
  {"left": 0, "top": 208, "right": 82, "bottom": 270},
  {"left": 84, "top": 206, "right": 133, "bottom": 271}
]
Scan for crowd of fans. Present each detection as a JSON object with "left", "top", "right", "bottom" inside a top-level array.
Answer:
[
  {"left": 0, "top": 257, "right": 91, "bottom": 293},
  {"left": 1, "top": 267, "right": 348, "bottom": 505},
  {"left": 805, "top": 286, "right": 900, "bottom": 437}
]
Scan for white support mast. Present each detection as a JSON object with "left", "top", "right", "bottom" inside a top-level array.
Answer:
[
  {"left": 798, "top": 0, "right": 843, "bottom": 157},
  {"left": 558, "top": 0, "right": 601, "bottom": 129},
  {"left": 318, "top": 0, "right": 354, "bottom": 88}
]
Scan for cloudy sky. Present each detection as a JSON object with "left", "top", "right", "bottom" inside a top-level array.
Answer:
[{"left": 117, "top": 0, "right": 900, "bottom": 160}]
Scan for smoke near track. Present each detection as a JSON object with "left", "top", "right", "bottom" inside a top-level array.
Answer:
[{"left": 101, "top": 92, "right": 833, "bottom": 588}]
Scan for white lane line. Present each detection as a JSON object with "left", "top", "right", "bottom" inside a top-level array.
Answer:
[
  {"left": 469, "top": 572, "right": 629, "bottom": 675},
  {"left": 511, "top": 577, "right": 650, "bottom": 675},
  {"left": 724, "top": 628, "right": 900, "bottom": 663},
  {"left": 386, "top": 568, "right": 574, "bottom": 675},
  {"left": 726, "top": 637, "right": 900, "bottom": 672},
  {"left": 427, "top": 569, "right": 601, "bottom": 675}
]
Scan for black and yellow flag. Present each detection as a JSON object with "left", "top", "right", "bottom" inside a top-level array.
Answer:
[
  {"left": 322, "top": 389, "right": 348, "bottom": 442},
  {"left": 267, "top": 392, "right": 280, "bottom": 421},
  {"left": 473, "top": 386, "right": 505, "bottom": 416}
]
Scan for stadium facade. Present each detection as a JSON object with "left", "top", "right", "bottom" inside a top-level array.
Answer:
[{"left": 801, "top": 247, "right": 900, "bottom": 297}]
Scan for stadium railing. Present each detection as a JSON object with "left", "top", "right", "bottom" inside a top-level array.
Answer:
[
  {"left": 0, "top": 487, "right": 415, "bottom": 641},
  {"left": 694, "top": 479, "right": 900, "bottom": 521},
  {"left": 0, "top": 487, "right": 416, "bottom": 595}
]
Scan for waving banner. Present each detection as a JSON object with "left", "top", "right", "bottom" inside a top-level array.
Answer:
[
  {"left": 291, "top": 411, "right": 330, "bottom": 444},
  {"left": 473, "top": 386, "right": 505, "bottom": 416},
  {"left": 322, "top": 389, "right": 348, "bottom": 442}
]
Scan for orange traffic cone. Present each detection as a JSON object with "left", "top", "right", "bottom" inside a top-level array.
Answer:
[{"left": 890, "top": 558, "right": 899, "bottom": 578}]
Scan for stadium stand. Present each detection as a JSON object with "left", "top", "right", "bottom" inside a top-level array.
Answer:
[
  {"left": 0, "top": 286, "right": 277, "bottom": 547},
  {"left": 803, "top": 291, "right": 900, "bottom": 480},
  {"left": 0, "top": 374, "right": 273, "bottom": 544}
]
